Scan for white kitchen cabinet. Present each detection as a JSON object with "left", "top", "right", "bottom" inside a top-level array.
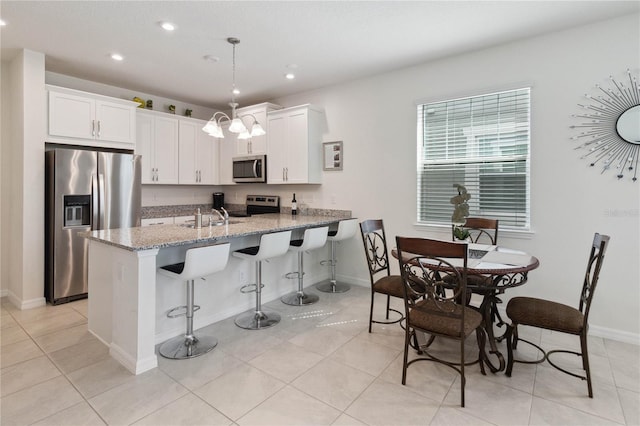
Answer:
[
  {"left": 136, "top": 111, "right": 179, "bottom": 184},
  {"left": 47, "top": 85, "right": 137, "bottom": 149},
  {"left": 217, "top": 122, "right": 236, "bottom": 185},
  {"left": 234, "top": 103, "right": 282, "bottom": 155},
  {"left": 266, "top": 104, "right": 324, "bottom": 184},
  {"left": 179, "top": 118, "right": 219, "bottom": 185}
]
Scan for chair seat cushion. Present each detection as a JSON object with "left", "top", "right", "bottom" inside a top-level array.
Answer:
[
  {"left": 373, "top": 275, "right": 405, "bottom": 298},
  {"left": 506, "top": 297, "right": 584, "bottom": 334},
  {"left": 409, "top": 299, "right": 483, "bottom": 338}
]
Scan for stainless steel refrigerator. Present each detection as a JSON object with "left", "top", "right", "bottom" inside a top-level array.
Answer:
[{"left": 45, "top": 147, "right": 141, "bottom": 305}]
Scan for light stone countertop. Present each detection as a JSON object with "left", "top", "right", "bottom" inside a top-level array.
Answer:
[{"left": 84, "top": 213, "right": 352, "bottom": 252}]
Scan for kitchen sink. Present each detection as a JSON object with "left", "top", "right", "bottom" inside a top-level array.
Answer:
[{"left": 180, "top": 219, "right": 243, "bottom": 228}]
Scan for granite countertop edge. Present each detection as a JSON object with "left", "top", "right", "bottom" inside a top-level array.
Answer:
[{"left": 84, "top": 213, "right": 353, "bottom": 252}]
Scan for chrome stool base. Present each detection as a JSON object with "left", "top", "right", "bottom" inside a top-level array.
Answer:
[
  {"left": 316, "top": 279, "right": 351, "bottom": 293},
  {"left": 159, "top": 334, "right": 217, "bottom": 359},
  {"left": 281, "top": 291, "right": 319, "bottom": 306},
  {"left": 235, "top": 310, "right": 281, "bottom": 330}
]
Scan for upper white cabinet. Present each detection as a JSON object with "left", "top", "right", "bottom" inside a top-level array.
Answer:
[
  {"left": 234, "top": 103, "right": 282, "bottom": 155},
  {"left": 136, "top": 111, "right": 179, "bottom": 184},
  {"left": 179, "top": 118, "right": 219, "bottom": 185},
  {"left": 217, "top": 122, "right": 236, "bottom": 185},
  {"left": 47, "top": 85, "right": 137, "bottom": 149},
  {"left": 267, "top": 104, "right": 324, "bottom": 184}
]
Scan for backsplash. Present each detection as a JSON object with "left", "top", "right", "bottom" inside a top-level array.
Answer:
[{"left": 141, "top": 204, "right": 351, "bottom": 219}]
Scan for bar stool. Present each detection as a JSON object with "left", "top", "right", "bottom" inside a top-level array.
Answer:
[
  {"left": 233, "top": 230, "right": 292, "bottom": 330},
  {"left": 316, "top": 219, "right": 358, "bottom": 293},
  {"left": 158, "top": 243, "right": 230, "bottom": 359},
  {"left": 282, "top": 226, "right": 329, "bottom": 306}
]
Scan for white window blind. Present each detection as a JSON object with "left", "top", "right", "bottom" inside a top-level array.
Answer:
[{"left": 417, "top": 88, "right": 531, "bottom": 229}]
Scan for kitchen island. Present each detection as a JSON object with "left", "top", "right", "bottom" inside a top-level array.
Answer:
[{"left": 84, "top": 213, "right": 351, "bottom": 375}]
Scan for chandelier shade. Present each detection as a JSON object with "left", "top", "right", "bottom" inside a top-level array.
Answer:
[{"left": 202, "top": 37, "right": 266, "bottom": 139}]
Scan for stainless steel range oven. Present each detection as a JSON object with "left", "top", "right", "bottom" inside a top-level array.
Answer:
[{"left": 227, "top": 195, "right": 280, "bottom": 217}]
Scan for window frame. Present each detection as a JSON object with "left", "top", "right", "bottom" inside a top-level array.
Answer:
[{"left": 416, "top": 86, "right": 532, "bottom": 231}]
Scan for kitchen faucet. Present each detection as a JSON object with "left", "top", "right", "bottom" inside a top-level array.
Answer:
[{"left": 210, "top": 207, "right": 229, "bottom": 225}]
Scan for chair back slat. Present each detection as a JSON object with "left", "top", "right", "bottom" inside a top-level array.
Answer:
[
  {"left": 579, "top": 233, "right": 610, "bottom": 321},
  {"left": 360, "top": 219, "right": 392, "bottom": 283},
  {"left": 396, "top": 236, "right": 469, "bottom": 336},
  {"left": 452, "top": 217, "right": 499, "bottom": 245}
]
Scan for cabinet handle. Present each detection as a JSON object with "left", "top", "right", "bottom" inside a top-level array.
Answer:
[
  {"left": 154, "top": 168, "right": 158, "bottom": 182},
  {"left": 97, "top": 120, "right": 101, "bottom": 138},
  {"left": 91, "top": 120, "right": 95, "bottom": 137},
  {"left": 285, "top": 167, "right": 288, "bottom": 181},
  {"left": 282, "top": 168, "right": 285, "bottom": 181}
]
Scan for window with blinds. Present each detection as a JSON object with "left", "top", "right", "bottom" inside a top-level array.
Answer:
[{"left": 417, "top": 88, "right": 531, "bottom": 229}]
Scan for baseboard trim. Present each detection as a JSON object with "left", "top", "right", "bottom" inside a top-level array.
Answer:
[{"left": 6, "top": 291, "right": 46, "bottom": 310}]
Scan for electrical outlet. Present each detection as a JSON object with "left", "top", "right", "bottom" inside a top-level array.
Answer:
[
  {"left": 239, "top": 270, "right": 246, "bottom": 283},
  {"left": 331, "top": 194, "right": 337, "bottom": 205}
]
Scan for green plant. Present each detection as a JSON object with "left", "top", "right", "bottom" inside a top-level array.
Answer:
[{"left": 453, "top": 226, "right": 470, "bottom": 241}]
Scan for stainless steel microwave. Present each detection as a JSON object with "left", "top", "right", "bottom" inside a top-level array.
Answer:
[{"left": 232, "top": 155, "right": 267, "bottom": 183}]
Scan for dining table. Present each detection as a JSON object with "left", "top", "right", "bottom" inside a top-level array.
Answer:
[{"left": 393, "top": 243, "right": 540, "bottom": 373}]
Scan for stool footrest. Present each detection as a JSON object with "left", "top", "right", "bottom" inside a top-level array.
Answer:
[
  {"left": 240, "top": 283, "right": 264, "bottom": 294},
  {"left": 285, "top": 271, "right": 304, "bottom": 280},
  {"left": 167, "top": 305, "right": 200, "bottom": 318},
  {"left": 320, "top": 259, "right": 337, "bottom": 266}
]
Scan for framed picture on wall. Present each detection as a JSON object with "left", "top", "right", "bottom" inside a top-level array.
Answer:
[{"left": 323, "top": 141, "right": 343, "bottom": 171}]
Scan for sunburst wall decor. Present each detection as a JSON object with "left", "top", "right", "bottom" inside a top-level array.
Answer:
[{"left": 570, "top": 69, "right": 640, "bottom": 181}]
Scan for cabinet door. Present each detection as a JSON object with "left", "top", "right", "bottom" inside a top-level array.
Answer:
[
  {"left": 136, "top": 113, "right": 155, "bottom": 184},
  {"left": 266, "top": 114, "right": 287, "bottom": 184},
  {"left": 154, "top": 116, "right": 179, "bottom": 184},
  {"left": 95, "top": 100, "right": 136, "bottom": 144},
  {"left": 284, "top": 109, "right": 309, "bottom": 184},
  {"left": 218, "top": 132, "right": 236, "bottom": 185},
  {"left": 197, "top": 130, "right": 218, "bottom": 185},
  {"left": 49, "top": 91, "right": 95, "bottom": 140},
  {"left": 178, "top": 121, "right": 198, "bottom": 184},
  {"left": 236, "top": 106, "right": 269, "bottom": 155}
]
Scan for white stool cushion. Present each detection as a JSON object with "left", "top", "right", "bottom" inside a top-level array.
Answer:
[
  {"left": 328, "top": 219, "right": 358, "bottom": 242},
  {"left": 233, "top": 230, "right": 292, "bottom": 261},
  {"left": 159, "top": 243, "right": 230, "bottom": 281},
  {"left": 289, "top": 226, "right": 329, "bottom": 253}
]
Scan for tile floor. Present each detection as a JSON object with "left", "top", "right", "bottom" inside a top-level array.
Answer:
[{"left": 1, "top": 285, "right": 639, "bottom": 425}]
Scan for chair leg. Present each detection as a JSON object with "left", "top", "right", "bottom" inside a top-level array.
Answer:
[
  {"left": 402, "top": 325, "right": 410, "bottom": 385},
  {"left": 385, "top": 294, "right": 391, "bottom": 320},
  {"left": 581, "top": 332, "right": 593, "bottom": 398},
  {"left": 368, "top": 289, "right": 375, "bottom": 333},
  {"left": 460, "top": 336, "right": 465, "bottom": 407},
  {"left": 505, "top": 323, "right": 515, "bottom": 377}
]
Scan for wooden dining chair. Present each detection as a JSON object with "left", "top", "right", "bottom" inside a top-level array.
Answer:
[
  {"left": 450, "top": 217, "right": 500, "bottom": 314},
  {"left": 505, "top": 233, "right": 610, "bottom": 398},
  {"left": 395, "top": 236, "right": 486, "bottom": 407},
  {"left": 359, "top": 219, "right": 405, "bottom": 332},
  {"left": 451, "top": 217, "right": 499, "bottom": 245}
]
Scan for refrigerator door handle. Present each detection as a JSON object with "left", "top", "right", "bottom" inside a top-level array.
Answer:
[
  {"left": 91, "top": 174, "right": 99, "bottom": 230},
  {"left": 98, "top": 173, "right": 106, "bottom": 230}
]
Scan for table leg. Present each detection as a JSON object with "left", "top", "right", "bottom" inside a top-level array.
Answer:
[{"left": 478, "top": 292, "right": 506, "bottom": 373}]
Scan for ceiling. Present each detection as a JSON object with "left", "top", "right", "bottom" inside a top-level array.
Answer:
[{"left": 1, "top": 1, "right": 638, "bottom": 110}]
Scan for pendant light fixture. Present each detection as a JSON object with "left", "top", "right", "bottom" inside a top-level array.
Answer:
[{"left": 202, "top": 37, "right": 266, "bottom": 139}]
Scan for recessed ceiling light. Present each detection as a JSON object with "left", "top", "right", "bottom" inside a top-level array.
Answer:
[
  {"left": 160, "top": 22, "right": 175, "bottom": 31},
  {"left": 111, "top": 53, "right": 124, "bottom": 61},
  {"left": 232, "top": 88, "right": 240, "bottom": 95},
  {"left": 203, "top": 55, "right": 220, "bottom": 63},
  {"left": 0, "top": 19, "right": 7, "bottom": 26},
  {"left": 285, "top": 73, "right": 296, "bottom": 80}
]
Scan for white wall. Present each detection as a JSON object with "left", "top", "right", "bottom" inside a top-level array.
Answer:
[
  {"left": 269, "top": 14, "right": 640, "bottom": 342},
  {"left": 0, "top": 62, "right": 8, "bottom": 296}
]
